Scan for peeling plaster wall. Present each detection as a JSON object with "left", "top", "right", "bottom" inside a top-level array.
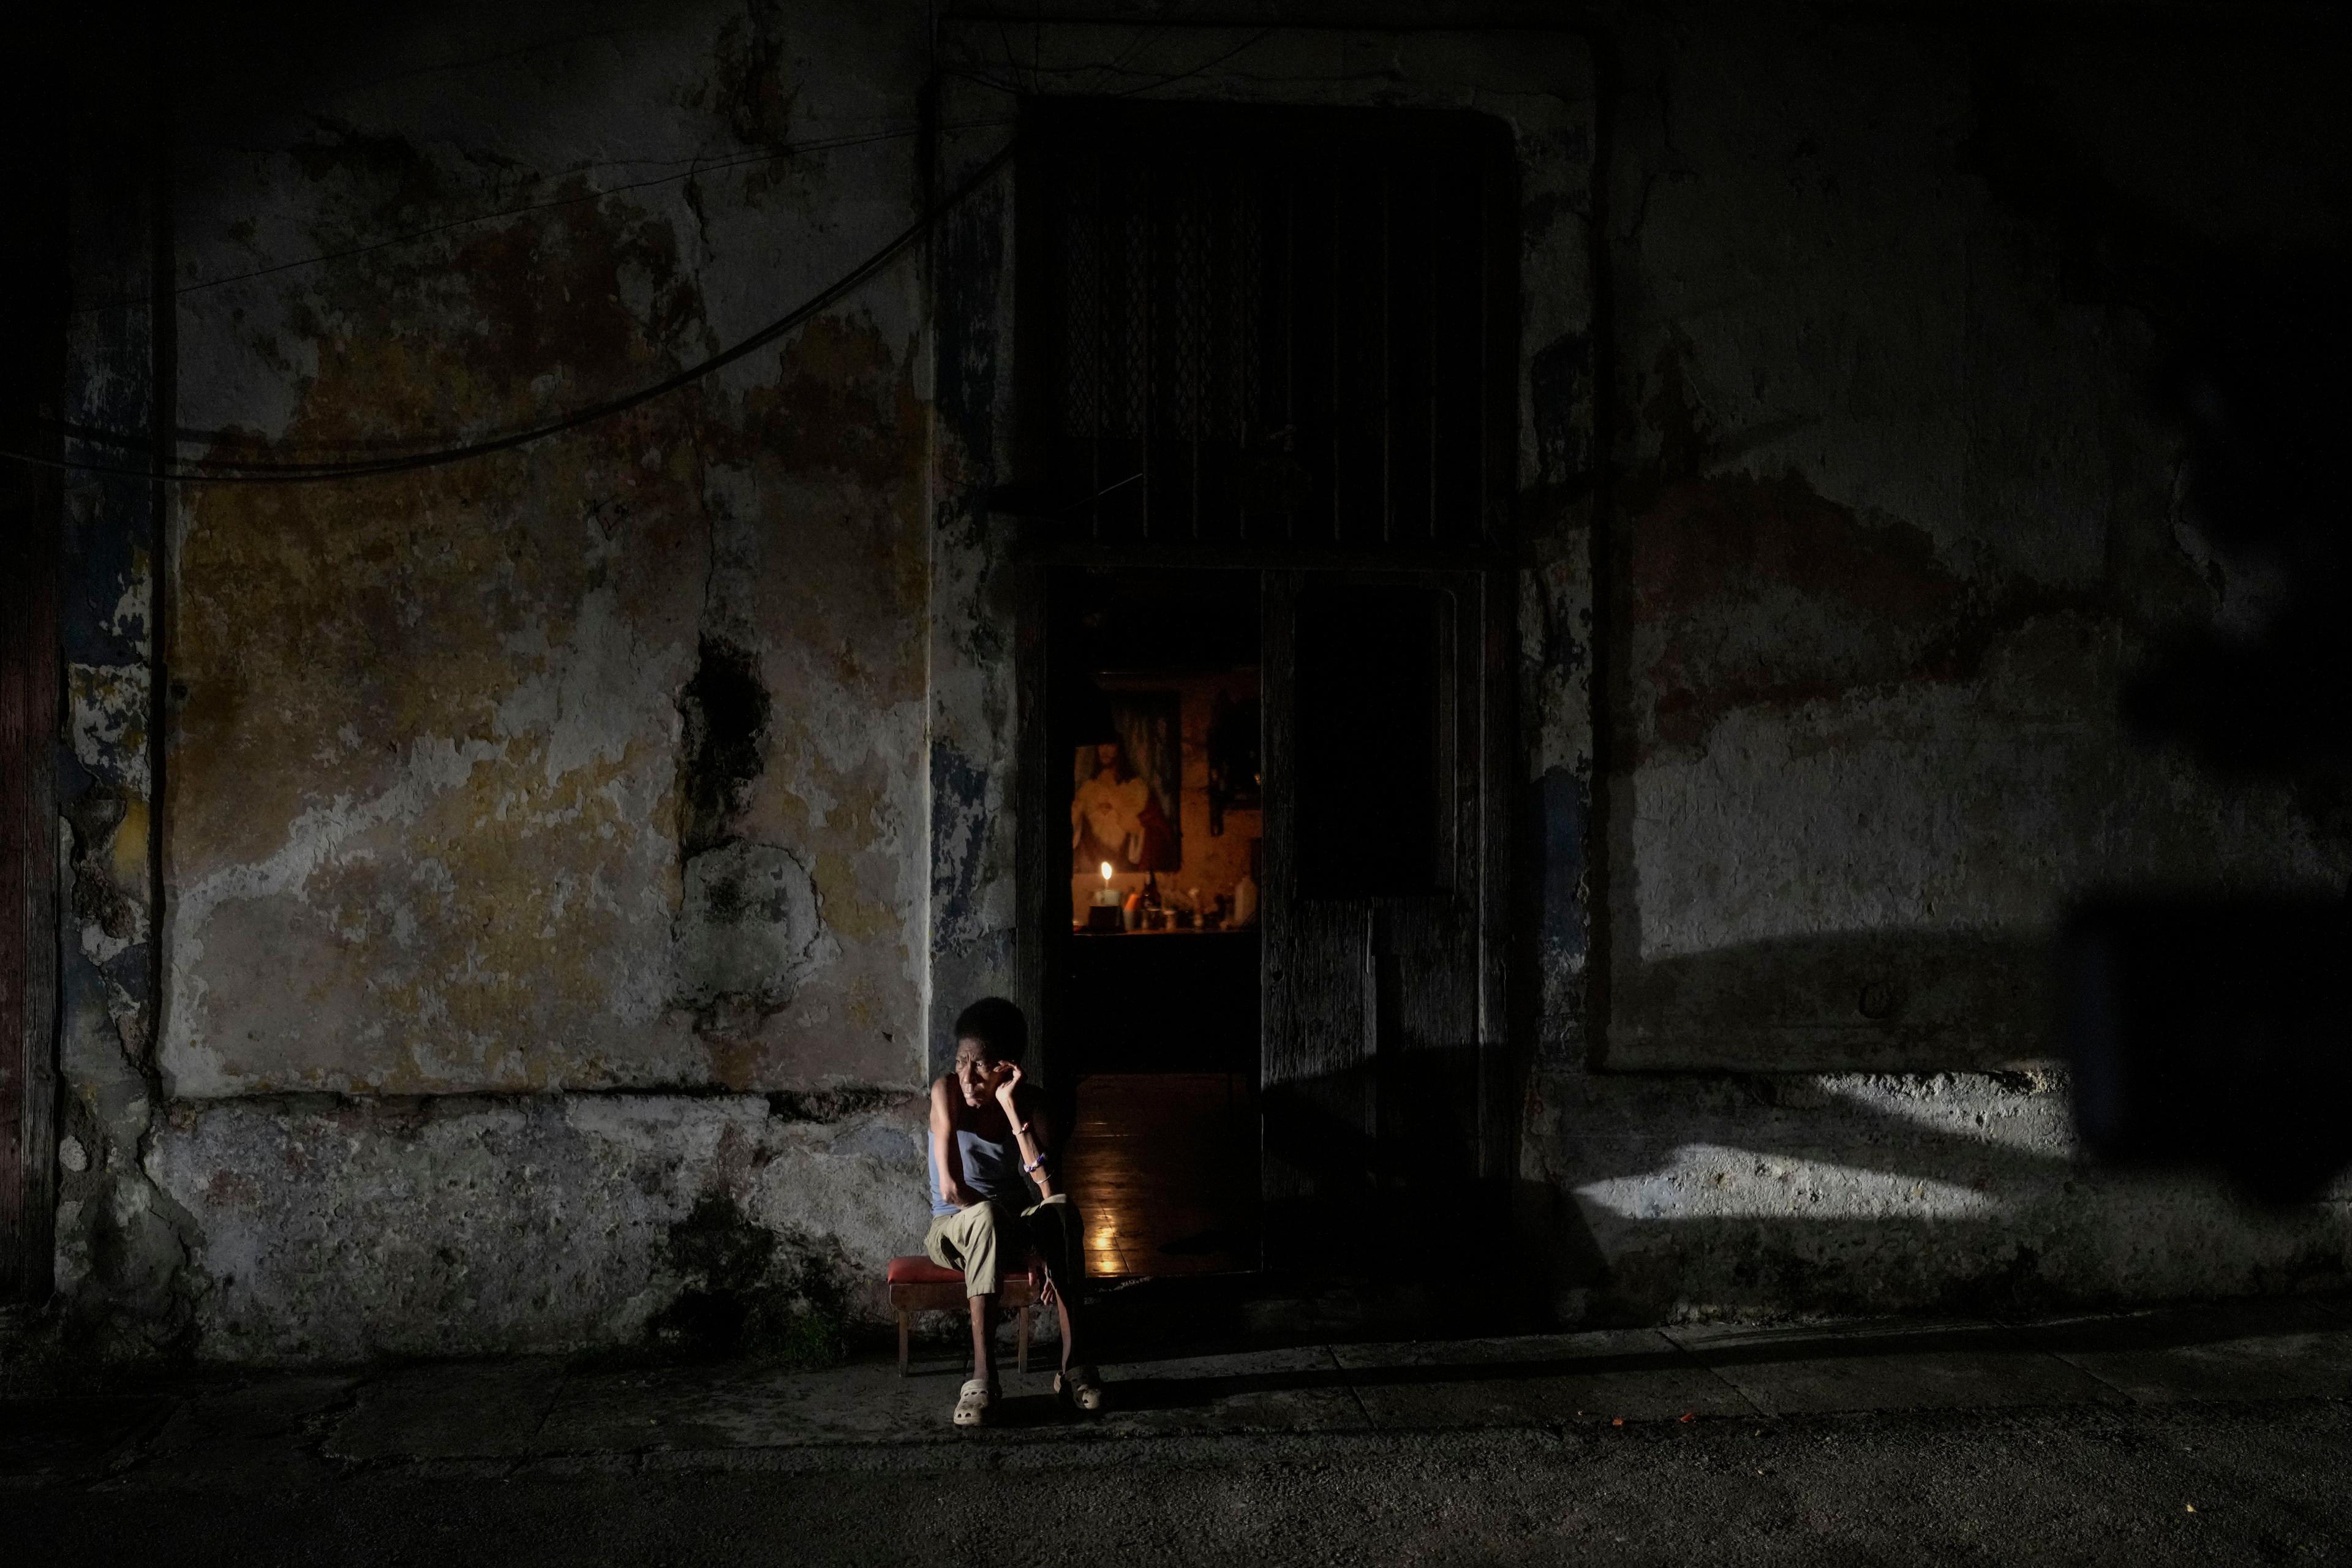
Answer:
[
  {"left": 53, "top": 60, "right": 184, "bottom": 1354},
  {"left": 1594, "top": 5, "right": 2352, "bottom": 1074},
  {"left": 145, "top": 1092, "right": 929, "bottom": 1364},
  {"left": 161, "top": 6, "right": 934, "bottom": 1102},
  {"left": 55, "top": 2, "right": 945, "bottom": 1357},
  {"left": 43, "top": 2, "right": 2352, "bottom": 1360},
  {"left": 925, "top": 19, "right": 1600, "bottom": 1084},
  {"left": 1529, "top": 1068, "right": 2352, "bottom": 1325},
  {"left": 1525, "top": 4, "right": 2352, "bottom": 1322}
]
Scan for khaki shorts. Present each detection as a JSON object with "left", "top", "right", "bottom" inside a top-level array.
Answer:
[{"left": 923, "top": 1193, "right": 1082, "bottom": 1297}]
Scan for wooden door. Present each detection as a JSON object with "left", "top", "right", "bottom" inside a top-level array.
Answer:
[
  {"left": 0, "top": 409, "right": 60, "bottom": 1306},
  {"left": 0, "top": 107, "right": 63, "bottom": 1302},
  {"left": 1259, "top": 567, "right": 1508, "bottom": 1260}
]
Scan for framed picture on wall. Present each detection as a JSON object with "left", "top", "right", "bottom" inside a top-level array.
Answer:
[{"left": 1072, "top": 692, "right": 1182, "bottom": 873}]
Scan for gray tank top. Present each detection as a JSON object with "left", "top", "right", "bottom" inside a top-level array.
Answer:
[{"left": 932, "top": 1125, "right": 1023, "bottom": 1217}]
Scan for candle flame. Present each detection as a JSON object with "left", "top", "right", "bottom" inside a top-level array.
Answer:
[{"left": 1099, "top": 861, "right": 1113, "bottom": 883}]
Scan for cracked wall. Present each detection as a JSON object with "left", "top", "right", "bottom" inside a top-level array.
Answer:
[
  {"left": 156, "top": 7, "right": 931, "bottom": 1103},
  {"left": 50, "top": 62, "right": 187, "bottom": 1355},
  {"left": 41, "top": 1, "right": 2352, "bottom": 1360},
  {"left": 1520, "top": 2, "right": 2352, "bottom": 1323},
  {"left": 53, "top": 1, "right": 940, "bottom": 1357},
  {"left": 1594, "top": 8, "right": 2351, "bottom": 1074},
  {"left": 146, "top": 1091, "right": 927, "bottom": 1363},
  {"left": 925, "top": 18, "right": 1600, "bottom": 1080},
  {"left": 1529, "top": 1066, "right": 2352, "bottom": 1326}
]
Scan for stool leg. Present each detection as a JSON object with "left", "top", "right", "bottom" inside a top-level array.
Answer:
[
  {"left": 1017, "top": 1300, "right": 1031, "bottom": 1374},
  {"left": 897, "top": 1308, "right": 910, "bottom": 1377}
]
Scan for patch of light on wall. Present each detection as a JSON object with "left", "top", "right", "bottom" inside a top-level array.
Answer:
[
  {"left": 1574, "top": 1142, "right": 2005, "bottom": 1221},
  {"left": 1815, "top": 1073, "right": 2076, "bottom": 1156}
]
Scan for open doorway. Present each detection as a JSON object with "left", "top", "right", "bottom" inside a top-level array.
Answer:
[
  {"left": 1008, "top": 99, "right": 1521, "bottom": 1283},
  {"left": 1049, "top": 568, "right": 1262, "bottom": 1278}
]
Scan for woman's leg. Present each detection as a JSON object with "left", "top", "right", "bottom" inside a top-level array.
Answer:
[
  {"left": 930, "top": 1202, "right": 1009, "bottom": 1384},
  {"left": 1025, "top": 1196, "right": 1087, "bottom": 1371},
  {"left": 967, "top": 1291, "right": 998, "bottom": 1382},
  {"left": 1050, "top": 1278, "right": 1081, "bottom": 1372}
]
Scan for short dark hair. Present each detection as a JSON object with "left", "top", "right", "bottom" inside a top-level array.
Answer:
[{"left": 952, "top": 996, "right": 1028, "bottom": 1063}]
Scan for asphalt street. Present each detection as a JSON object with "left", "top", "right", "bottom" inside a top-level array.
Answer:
[
  {"left": 7, "top": 1403, "right": 2351, "bottom": 1566},
  {"left": 7, "top": 1299, "right": 2351, "bottom": 1564}
]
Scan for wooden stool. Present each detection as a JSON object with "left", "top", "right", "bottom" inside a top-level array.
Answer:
[{"left": 886, "top": 1256, "right": 1036, "bottom": 1376}]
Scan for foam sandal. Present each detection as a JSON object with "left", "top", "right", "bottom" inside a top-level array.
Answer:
[
  {"left": 952, "top": 1378, "right": 995, "bottom": 1427},
  {"left": 1056, "top": 1365, "right": 1107, "bottom": 1412}
]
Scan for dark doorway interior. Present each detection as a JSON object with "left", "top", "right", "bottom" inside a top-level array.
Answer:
[
  {"left": 1016, "top": 100, "right": 1519, "bottom": 1284},
  {"left": 1014, "top": 99, "right": 1515, "bottom": 553},
  {"left": 1050, "top": 568, "right": 1262, "bottom": 1278}
]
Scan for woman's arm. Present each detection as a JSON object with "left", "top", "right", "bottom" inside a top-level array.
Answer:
[
  {"left": 992, "top": 1065, "right": 1057, "bottom": 1200},
  {"left": 929, "top": 1079, "right": 972, "bottom": 1209}
]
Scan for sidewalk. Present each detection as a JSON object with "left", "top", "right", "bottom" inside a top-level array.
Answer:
[{"left": 6, "top": 1295, "right": 2350, "bottom": 1482}]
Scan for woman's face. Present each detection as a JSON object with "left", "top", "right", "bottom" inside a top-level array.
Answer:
[{"left": 954, "top": 1040, "right": 1013, "bottom": 1106}]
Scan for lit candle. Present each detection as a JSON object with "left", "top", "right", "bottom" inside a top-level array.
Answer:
[{"left": 1096, "top": 861, "right": 1116, "bottom": 905}]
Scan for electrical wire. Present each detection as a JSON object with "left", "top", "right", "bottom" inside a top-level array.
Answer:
[
  {"left": 1100, "top": 27, "right": 1276, "bottom": 99},
  {"left": 72, "top": 122, "right": 949, "bottom": 315},
  {"left": 17, "top": 26, "right": 1277, "bottom": 483},
  {"left": 5, "top": 142, "right": 1015, "bottom": 485},
  {"left": 940, "top": 24, "right": 1276, "bottom": 102}
]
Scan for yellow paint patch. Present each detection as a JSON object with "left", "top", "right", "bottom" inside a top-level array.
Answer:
[{"left": 111, "top": 799, "right": 150, "bottom": 889}]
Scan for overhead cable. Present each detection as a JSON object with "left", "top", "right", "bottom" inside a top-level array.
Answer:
[
  {"left": 67, "top": 121, "right": 1014, "bottom": 316},
  {"left": 4, "top": 142, "right": 1014, "bottom": 484}
]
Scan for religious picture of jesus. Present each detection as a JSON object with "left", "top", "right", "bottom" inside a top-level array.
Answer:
[{"left": 1071, "top": 695, "right": 1180, "bottom": 874}]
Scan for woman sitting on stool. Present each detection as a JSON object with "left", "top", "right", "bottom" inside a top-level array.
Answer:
[{"left": 925, "top": 996, "right": 1105, "bottom": 1427}]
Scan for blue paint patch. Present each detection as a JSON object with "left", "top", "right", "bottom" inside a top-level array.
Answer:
[
  {"left": 57, "top": 334, "right": 161, "bottom": 1057},
  {"left": 61, "top": 466, "right": 155, "bottom": 668},
  {"left": 929, "top": 742, "right": 991, "bottom": 943},
  {"left": 1529, "top": 331, "right": 1593, "bottom": 492},
  {"left": 1536, "top": 568, "right": 1590, "bottom": 679},
  {"left": 1539, "top": 766, "right": 1589, "bottom": 968},
  {"left": 933, "top": 188, "right": 1005, "bottom": 453},
  {"left": 62, "top": 303, "right": 159, "bottom": 669}
]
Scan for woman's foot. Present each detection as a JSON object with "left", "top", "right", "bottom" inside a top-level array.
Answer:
[
  {"left": 953, "top": 1378, "right": 996, "bottom": 1427},
  {"left": 1056, "top": 1365, "right": 1107, "bottom": 1412}
]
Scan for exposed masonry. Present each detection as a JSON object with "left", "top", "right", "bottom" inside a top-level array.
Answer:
[
  {"left": 674, "top": 635, "right": 771, "bottom": 860},
  {"left": 51, "top": 143, "right": 187, "bottom": 1354},
  {"left": 140, "top": 1091, "right": 927, "bottom": 1363},
  {"left": 668, "top": 634, "right": 836, "bottom": 1039}
]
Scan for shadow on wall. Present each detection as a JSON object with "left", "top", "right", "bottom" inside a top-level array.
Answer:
[
  {"left": 1529, "top": 1070, "right": 2351, "bottom": 1325},
  {"left": 1262, "top": 1057, "right": 2350, "bottom": 1330},
  {"left": 1605, "top": 927, "right": 2054, "bottom": 1071},
  {"left": 646, "top": 1191, "right": 855, "bottom": 1365}
]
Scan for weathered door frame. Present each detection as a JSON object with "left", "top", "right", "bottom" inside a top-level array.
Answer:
[
  {"left": 1256, "top": 562, "right": 1517, "bottom": 1257},
  {"left": 0, "top": 43, "right": 69, "bottom": 1300},
  {"left": 927, "top": 24, "right": 1597, "bottom": 1190},
  {"left": 0, "top": 361, "right": 62, "bottom": 1313}
]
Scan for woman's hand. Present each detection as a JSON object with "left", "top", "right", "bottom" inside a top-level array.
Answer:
[{"left": 993, "top": 1060, "right": 1025, "bottom": 1112}]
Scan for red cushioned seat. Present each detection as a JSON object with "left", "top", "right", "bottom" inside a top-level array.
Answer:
[
  {"left": 885, "top": 1255, "right": 1040, "bottom": 1376},
  {"left": 887, "top": 1254, "right": 1033, "bottom": 1286}
]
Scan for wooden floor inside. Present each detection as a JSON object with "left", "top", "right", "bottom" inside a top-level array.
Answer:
[{"left": 1060, "top": 1073, "right": 1259, "bottom": 1280}]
